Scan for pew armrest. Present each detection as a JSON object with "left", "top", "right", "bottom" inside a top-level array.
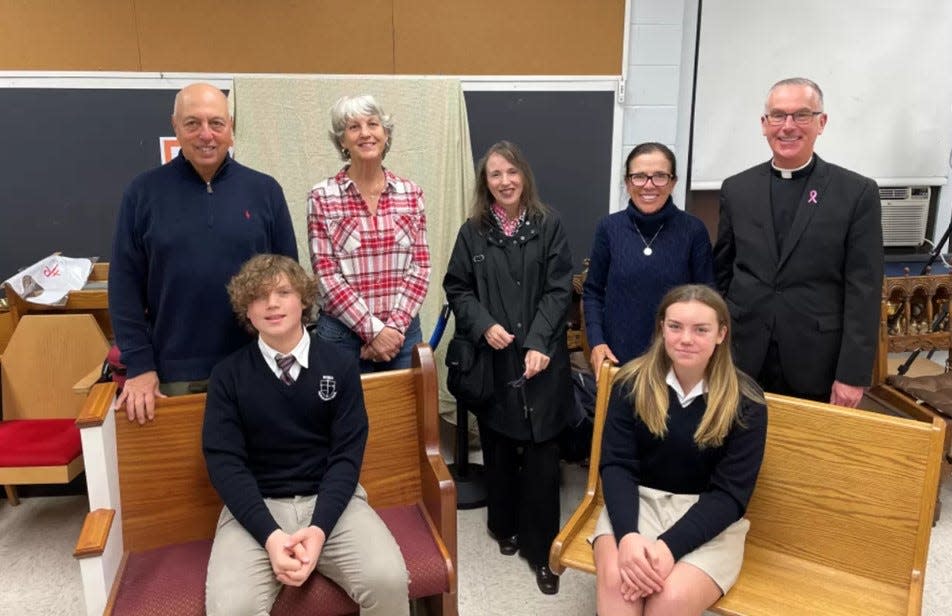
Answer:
[
  {"left": 74, "top": 508, "right": 124, "bottom": 616},
  {"left": 76, "top": 382, "right": 118, "bottom": 428}
]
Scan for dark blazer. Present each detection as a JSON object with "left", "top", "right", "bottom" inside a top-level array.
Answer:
[
  {"left": 443, "top": 214, "right": 573, "bottom": 443},
  {"left": 713, "top": 155, "right": 883, "bottom": 398}
]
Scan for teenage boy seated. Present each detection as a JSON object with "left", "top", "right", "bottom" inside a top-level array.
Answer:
[{"left": 202, "top": 254, "right": 409, "bottom": 615}]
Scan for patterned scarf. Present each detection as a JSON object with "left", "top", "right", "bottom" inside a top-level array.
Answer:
[{"left": 490, "top": 203, "right": 526, "bottom": 237}]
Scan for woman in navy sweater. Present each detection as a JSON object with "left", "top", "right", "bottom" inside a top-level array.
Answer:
[
  {"left": 593, "top": 284, "right": 767, "bottom": 615},
  {"left": 583, "top": 143, "right": 714, "bottom": 376}
]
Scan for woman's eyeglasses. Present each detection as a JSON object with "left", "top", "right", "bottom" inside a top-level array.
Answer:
[{"left": 625, "top": 172, "right": 673, "bottom": 187}]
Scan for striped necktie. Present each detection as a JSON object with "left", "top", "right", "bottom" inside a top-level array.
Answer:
[{"left": 275, "top": 354, "right": 296, "bottom": 385}]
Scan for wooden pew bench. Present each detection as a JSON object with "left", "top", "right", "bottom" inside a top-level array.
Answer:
[
  {"left": 551, "top": 364, "right": 945, "bottom": 615},
  {"left": 864, "top": 271, "right": 952, "bottom": 518},
  {"left": 73, "top": 345, "right": 457, "bottom": 616}
]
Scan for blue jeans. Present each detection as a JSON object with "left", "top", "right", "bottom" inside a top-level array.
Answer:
[{"left": 314, "top": 314, "right": 422, "bottom": 373}]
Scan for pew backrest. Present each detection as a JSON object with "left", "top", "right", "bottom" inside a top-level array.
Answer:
[{"left": 550, "top": 363, "right": 945, "bottom": 615}]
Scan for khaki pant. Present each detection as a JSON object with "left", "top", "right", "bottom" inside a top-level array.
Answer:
[{"left": 205, "top": 486, "right": 409, "bottom": 616}]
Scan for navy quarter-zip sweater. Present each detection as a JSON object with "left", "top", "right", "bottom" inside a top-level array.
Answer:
[{"left": 109, "top": 153, "right": 298, "bottom": 382}]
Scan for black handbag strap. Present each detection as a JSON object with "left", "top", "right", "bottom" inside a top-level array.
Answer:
[{"left": 470, "top": 222, "right": 490, "bottom": 304}]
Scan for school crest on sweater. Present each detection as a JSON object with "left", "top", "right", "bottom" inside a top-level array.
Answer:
[{"left": 319, "top": 375, "right": 337, "bottom": 401}]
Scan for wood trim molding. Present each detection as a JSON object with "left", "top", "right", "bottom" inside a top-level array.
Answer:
[{"left": 74, "top": 508, "right": 116, "bottom": 558}]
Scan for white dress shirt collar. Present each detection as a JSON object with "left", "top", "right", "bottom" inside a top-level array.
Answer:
[
  {"left": 258, "top": 328, "right": 310, "bottom": 381},
  {"left": 666, "top": 368, "right": 707, "bottom": 408}
]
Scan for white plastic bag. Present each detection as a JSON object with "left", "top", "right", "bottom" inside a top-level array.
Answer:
[{"left": 3, "top": 254, "right": 94, "bottom": 306}]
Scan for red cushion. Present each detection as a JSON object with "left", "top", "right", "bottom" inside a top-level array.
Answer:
[
  {"left": 0, "top": 419, "right": 82, "bottom": 467},
  {"left": 113, "top": 540, "right": 211, "bottom": 616},
  {"left": 273, "top": 504, "right": 450, "bottom": 615},
  {"left": 379, "top": 504, "right": 450, "bottom": 598},
  {"left": 111, "top": 505, "right": 449, "bottom": 615}
]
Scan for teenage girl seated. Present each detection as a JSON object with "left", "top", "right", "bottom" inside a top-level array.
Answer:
[{"left": 592, "top": 284, "right": 767, "bottom": 616}]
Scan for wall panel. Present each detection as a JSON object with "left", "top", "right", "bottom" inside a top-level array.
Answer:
[
  {"left": 133, "top": 0, "right": 394, "bottom": 74},
  {"left": 0, "top": 0, "right": 140, "bottom": 70},
  {"left": 393, "top": 0, "right": 624, "bottom": 75},
  {"left": 0, "top": 1, "right": 624, "bottom": 75}
]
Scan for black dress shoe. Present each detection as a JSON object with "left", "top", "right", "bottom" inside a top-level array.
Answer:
[
  {"left": 534, "top": 564, "right": 560, "bottom": 595},
  {"left": 496, "top": 534, "right": 519, "bottom": 555}
]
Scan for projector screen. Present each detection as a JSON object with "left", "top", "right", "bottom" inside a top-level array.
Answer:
[{"left": 691, "top": 0, "right": 952, "bottom": 189}]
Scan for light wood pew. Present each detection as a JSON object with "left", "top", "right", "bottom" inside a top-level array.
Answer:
[
  {"left": 551, "top": 363, "right": 945, "bottom": 616},
  {"left": 863, "top": 272, "right": 952, "bottom": 521},
  {"left": 73, "top": 344, "right": 457, "bottom": 616}
]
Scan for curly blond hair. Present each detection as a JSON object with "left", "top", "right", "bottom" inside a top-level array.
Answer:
[{"left": 227, "top": 254, "right": 318, "bottom": 333}]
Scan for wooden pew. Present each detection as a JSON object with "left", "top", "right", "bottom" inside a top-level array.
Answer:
[
  {"left": 73, "top": 344, "right": 457, "bottom": 616},
  {"left": 864, "top": 272, "right": 952, "bottom": 520},
  {"left": 551, "top": 363, "right": 945, "bottom": 615}
]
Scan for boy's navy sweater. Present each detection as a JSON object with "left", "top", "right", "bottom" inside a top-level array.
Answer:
[
  {"left": 202, "top": 336, "right": 366, "bottom": 547},
  {"left": 109, "top": 153, "right": 298, "bottom": 382},
  {"left": 600, "top": 380, "right": 767, "bottom": 560}
]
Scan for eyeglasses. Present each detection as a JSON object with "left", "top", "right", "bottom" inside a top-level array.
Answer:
[
  {"left": 626, "top": 172, "right": 673, "bottom": 187},
  {"left": 763, "top": 110, "right": 823, "bottom": 126}
]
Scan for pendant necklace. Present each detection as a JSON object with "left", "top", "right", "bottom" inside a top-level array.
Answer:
[{"left": 633, "top": 222, "right": 664, "bottom": 256}]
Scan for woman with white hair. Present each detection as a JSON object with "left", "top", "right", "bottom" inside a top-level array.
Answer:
[{"left": 308, "top": 95, "right": 431, "bottom": 372}]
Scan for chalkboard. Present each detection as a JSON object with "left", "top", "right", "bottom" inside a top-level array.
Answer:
[
  {"left": 0, "top": 88, "right": 180, "bottom": 281},
  {"left": 465, "top": 90, "right": 614, "bottom": 269},
  {"left": 0, "top": 87, "right": 613, "bottom": 284}
]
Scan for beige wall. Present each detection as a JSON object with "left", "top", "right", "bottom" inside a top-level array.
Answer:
[{"left": 0, "top": 1, "right": 624, "bottom": 75}]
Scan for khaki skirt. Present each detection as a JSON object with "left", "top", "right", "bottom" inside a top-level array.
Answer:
[{"left": 589, "top": 486, "right": 750, "bottom": 593}]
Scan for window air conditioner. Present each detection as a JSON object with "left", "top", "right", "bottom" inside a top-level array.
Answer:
[{"left": 880, "top": 186, "right": 930, "bottom": 247}]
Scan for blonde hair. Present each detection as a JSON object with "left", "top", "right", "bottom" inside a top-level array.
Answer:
[
  {"left": 227, "top": 254, "right": 318, "bottom": 333},
  {"left": 615, "top": 285, "right": 764, "bottom": 447}
]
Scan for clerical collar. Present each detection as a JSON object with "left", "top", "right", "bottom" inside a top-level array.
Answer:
[{"left": 771, "top": 156, "right": 815, "bottom": 180}]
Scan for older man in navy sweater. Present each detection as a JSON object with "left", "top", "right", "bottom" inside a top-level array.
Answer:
[{"left": 109, "top": 83, "right": 297, "bottom": 424}]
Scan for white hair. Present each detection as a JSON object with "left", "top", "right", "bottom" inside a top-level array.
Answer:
[
  {"left": 766, "top": 77, "right": 825, "bottom": 111},
  {"left": 328, "top": 95, "right": 394, "bottom": 160}
]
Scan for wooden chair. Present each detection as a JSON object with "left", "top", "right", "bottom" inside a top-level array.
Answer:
[
  {"left": 871, "top": 272, "right": 951, "bottom": 386},
  {"left": 551, "top": 362, "right": 945, "bottom": 615},
  {"left": 0, "top": 314, "right": 110, "bottom": 505},
  {"left": 566, "top": 259, "right": 591, "bottom": 357},
  {"left": 73, "top": 344, "right": 457, "bottom": 616}
]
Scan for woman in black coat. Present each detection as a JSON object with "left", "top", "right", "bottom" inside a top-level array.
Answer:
[{"left": 443, "top": 141, "right": 573, "bottom": 595}]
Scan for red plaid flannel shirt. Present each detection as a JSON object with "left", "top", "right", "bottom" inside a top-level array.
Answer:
[{"left": 307, "top": 168, "right": 431, "bottom": 343}]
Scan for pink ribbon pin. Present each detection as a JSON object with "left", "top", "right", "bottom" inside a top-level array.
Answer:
[{"left": 807, "top": 190, "right": 818, "bottom": 204}]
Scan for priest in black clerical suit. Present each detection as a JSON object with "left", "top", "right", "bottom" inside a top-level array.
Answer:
[{"left": 714, "top": 77, "right": 883, "bottom": 407}]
